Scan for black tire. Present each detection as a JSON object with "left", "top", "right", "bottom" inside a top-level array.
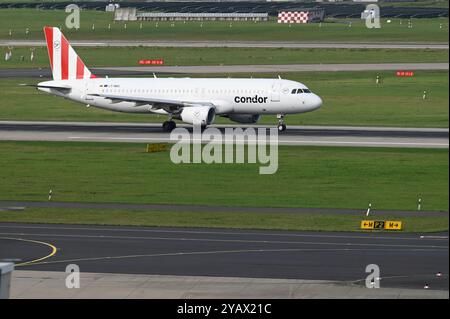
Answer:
[
  {"left": 168, "top": 121, "right": 176, "bottom": 131},
  {"left": 162, "top": 121, "right": 175, "bottom": 132},
  {"left": 163, "top": 121, "right": 177, "bottom": 132},
  {"left": 277, "top": 124, "right": 286, "bottom": 132}
]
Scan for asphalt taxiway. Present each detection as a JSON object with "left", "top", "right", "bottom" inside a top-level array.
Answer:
[
  {"left": 0, "top": 121, "right": 447, "bottom": 148},
  {"left": 2, "top": 40, "right": 448, "bottom": 49},
  {"left": 0, "top": 223, "right": 448, "bottom": 291},
  {"left": 1, "top": 63, "right": 448, "bottom": 78}
]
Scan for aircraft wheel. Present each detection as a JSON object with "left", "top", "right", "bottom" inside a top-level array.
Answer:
[
  {"left": 277, "top": 124, "right": 286, "bottom": 132},
  {"left": 168, "top": 121, "right": 177, "bottom": 131},
  {"left": 162, "top": 121, "right": 176, "bottom": 132}
]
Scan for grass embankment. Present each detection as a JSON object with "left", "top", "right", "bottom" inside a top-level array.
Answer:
[
  {"left": 0, "top": 208, "right": 447, "bottom": 233},
  {"left": 0, "top": 141, "right": 447, "bottom": 212}
]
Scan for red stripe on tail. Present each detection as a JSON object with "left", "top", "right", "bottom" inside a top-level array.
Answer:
[
  {"left": 43, "top": 27, "right": 53, "bottom": 72},
  {"left": 76, "top": 56, "right": 84, "bottom": 79},
  {"left": 61, "top": 35, "right": 69, "bottom": 80}
]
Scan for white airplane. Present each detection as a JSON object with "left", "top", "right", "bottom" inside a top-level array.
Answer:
[{"left": 33, "top": 26, "right": 322, "bottom": 132}]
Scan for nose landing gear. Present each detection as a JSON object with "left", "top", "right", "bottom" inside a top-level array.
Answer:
[{"left": 277, "top": 114, "right": 286, "bottom": 132}]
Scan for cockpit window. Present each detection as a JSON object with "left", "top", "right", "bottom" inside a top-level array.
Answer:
[{"left": 293, "top": 88, "right": 312, "bottom": 94}]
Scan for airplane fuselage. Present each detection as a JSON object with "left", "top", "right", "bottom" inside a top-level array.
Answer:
[{"left": 38, "top": 77, "right": 323, "bottom": 116}]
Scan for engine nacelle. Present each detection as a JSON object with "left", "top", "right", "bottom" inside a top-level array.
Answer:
[
  {"left": 179, "top": 106, "right": 216, "bottom": 126},
  {"left": 227, "top": 114, "right": 261, "bottom": 124}
]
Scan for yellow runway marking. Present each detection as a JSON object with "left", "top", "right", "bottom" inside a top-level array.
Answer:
[{"left": 0, "top": 237, "right": 57, "bottom": 266}]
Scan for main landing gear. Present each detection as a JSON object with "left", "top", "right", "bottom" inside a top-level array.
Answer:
[
  {"left": 277, "top": 114, "right": 286, "bottom": 132},
  {"left": 162, "top": 120, "right": 176, "bottom": 132}
]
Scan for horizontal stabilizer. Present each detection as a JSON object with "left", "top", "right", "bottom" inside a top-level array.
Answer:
[{"left": 20, "top": 83, "right": 72, "bottom": 92}]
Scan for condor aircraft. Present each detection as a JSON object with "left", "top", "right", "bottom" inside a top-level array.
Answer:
[{"left": 34, "top": 27, "right": 322, "bottom": 132}]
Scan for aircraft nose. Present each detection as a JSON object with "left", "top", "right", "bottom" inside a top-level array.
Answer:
[{"left": 311, "top": 94, "right": 323, "bottom": 109}]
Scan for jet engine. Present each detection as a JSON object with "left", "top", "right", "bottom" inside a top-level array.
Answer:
[
  {"left": 227, "top": 114, "right": 261, "bottom": 124},
  {"left": 179, "top": 106, "right": 216, "bottom": 126}
]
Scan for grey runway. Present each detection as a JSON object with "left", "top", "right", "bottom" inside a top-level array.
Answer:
[
  {"left": 1, "top": 63, "right": 448, "bottom": 78},
  {"left": 1, "top": 40, "right": 448, "bottom": 49},
  {"left": 0, "top": 223, "right": 448, "bottom": 290},
  {"left": 0, "top": 121, "right": 448, "bottom": 148}
]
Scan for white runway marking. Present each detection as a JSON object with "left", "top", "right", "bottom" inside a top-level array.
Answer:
[{"left": 420, "top": 236, "right": 449, "bottom": 239}]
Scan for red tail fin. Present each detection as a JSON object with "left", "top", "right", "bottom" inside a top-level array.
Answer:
[{"left": 43, "top": 26, "right": 97, "bottom": 81}]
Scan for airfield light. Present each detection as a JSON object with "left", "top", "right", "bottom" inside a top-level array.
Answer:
[
  {"left": 423, "top": 90, "right": 427, "bottom": 100},
  {"left": 366, "top": 203, "right": 372, "bottom": 216}
]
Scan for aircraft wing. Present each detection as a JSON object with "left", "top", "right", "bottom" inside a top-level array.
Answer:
[{"left": 89, "top": 93, "right": 214, "bottom": 113}]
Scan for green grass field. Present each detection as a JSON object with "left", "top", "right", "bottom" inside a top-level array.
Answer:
[
  {"left": 379, "top": 0, "right": 448, "bottom": 8},
  {"left": 0, "top": 141, "right": 448, "bottom": 212},
  {"left": 1, "top": 71, "right": 447, "bottom": 128},
  {"left": 0, "top": 9, "right": 448, "bottom": 42},
  {"left": 1, "top": 46, "right": 448, "bottom": 69},
  {"left": 0, "top": 208, "right": 447, "bottom": 232}
]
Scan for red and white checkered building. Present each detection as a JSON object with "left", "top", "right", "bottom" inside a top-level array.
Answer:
[
  {"left": 277, "top": 9, "right": 325, "bottom": 24},
  {"left": 278, "top": 11, "right": 309, "bottom": 24}
]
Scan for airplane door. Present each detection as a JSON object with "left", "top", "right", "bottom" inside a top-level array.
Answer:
[{"left": 271, "top": 83, "right": 281, "bottom": 102}]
